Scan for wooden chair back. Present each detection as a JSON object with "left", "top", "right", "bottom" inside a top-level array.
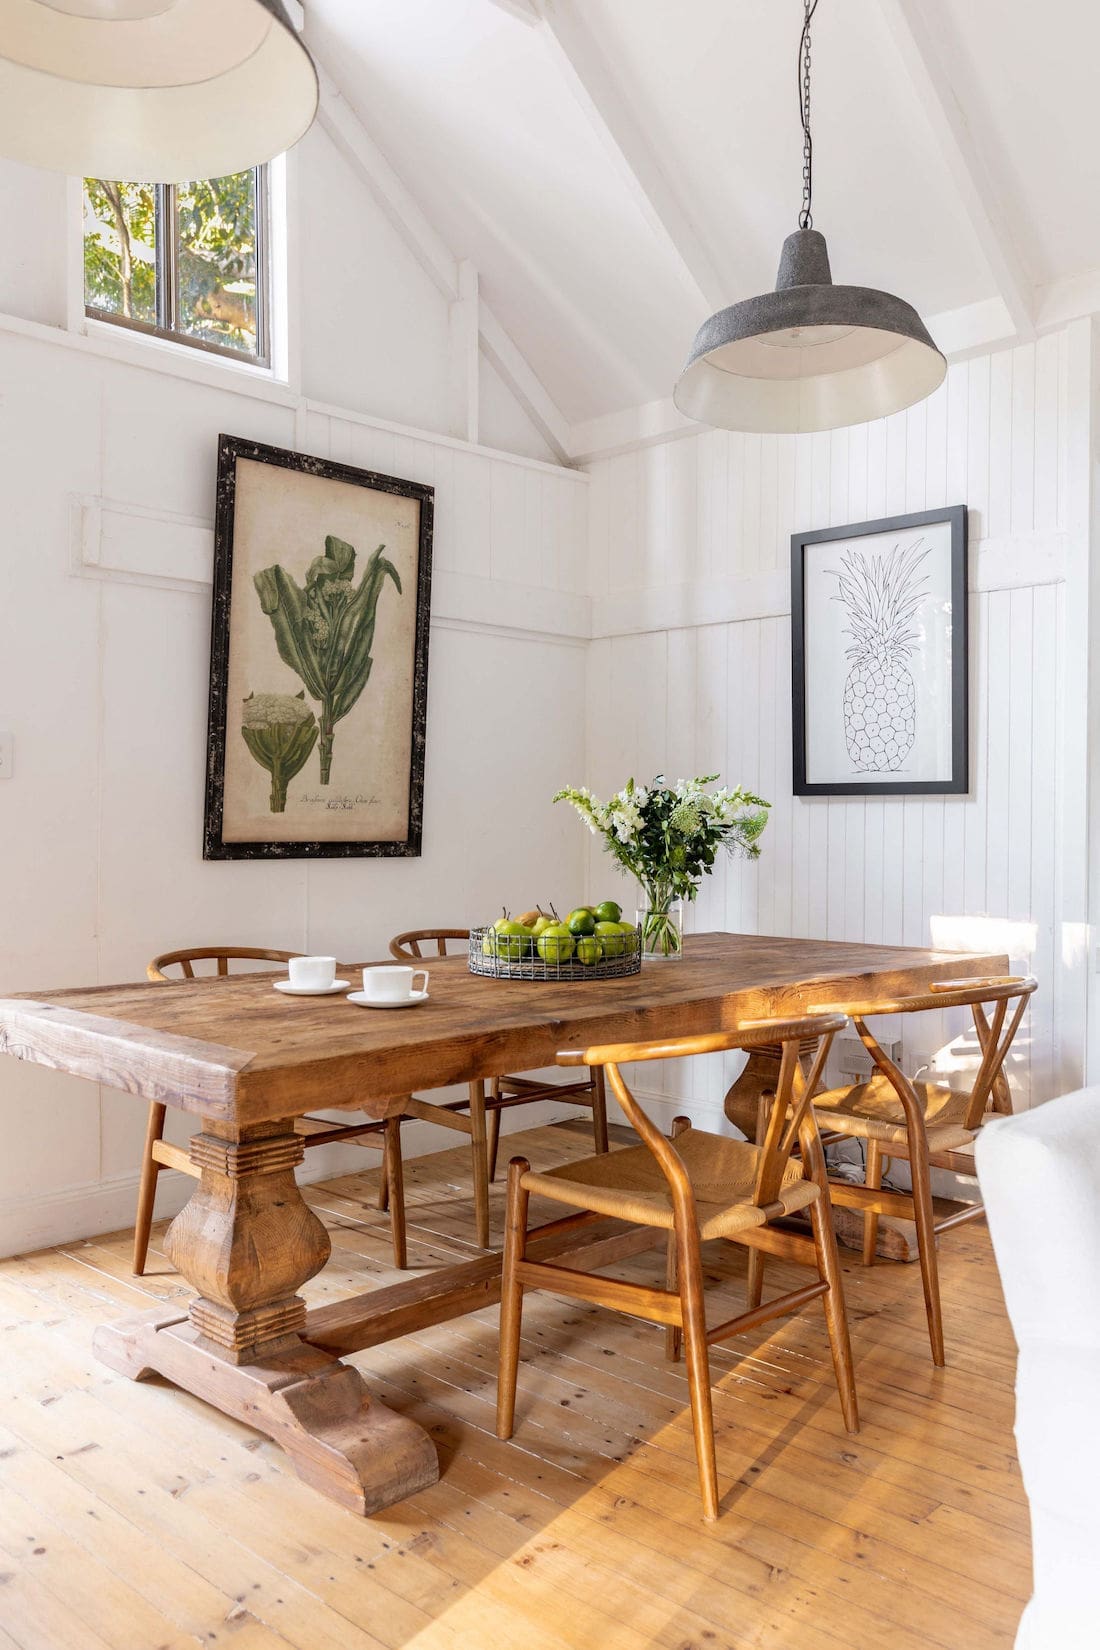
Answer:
[
  {"left": 558, "top": 1014, "right": 846, "bottom": 1219},
  {"left": 812, "top": 975, "right": 1037, "bottom": 1130},
  {"left": 389, "top": 929, "right": 470, "bottom": 961},
  {"left": 147, "top": 946, "right": 302, "bottom": 982}
]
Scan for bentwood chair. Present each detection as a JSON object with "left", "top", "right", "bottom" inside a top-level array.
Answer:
[
  {"left": 806, "top": 974, "right": 1038, "bottom": 1367},
  {"left": 496, "top": 1014, "right": 857, "bottom": 1521},
  {"left": 389, "top": 928, "right": 609, "bottom": 1249},
  {"left": 134, "top": 947, "right": 408, "bottom": 1274}
]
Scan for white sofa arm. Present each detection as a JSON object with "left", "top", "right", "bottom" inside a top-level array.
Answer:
[{"left": 976, "top": 1088, "right": 1100, "bottom": 1650}]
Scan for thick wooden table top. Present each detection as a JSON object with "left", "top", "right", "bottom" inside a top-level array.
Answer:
[
  {"left": 0, "top": 937, "right": 1009, "bottom": 1128},
  {"left": 0, "top": 933, "right": 1007, "bottom": 1126}
]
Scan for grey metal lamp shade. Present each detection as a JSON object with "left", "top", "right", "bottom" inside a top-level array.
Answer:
[
  {"left": 673, "top": 231, "right": 946, "bottom": 434},
  {"left": 0, "top": 0, "right": 318, "bottom": 182}
]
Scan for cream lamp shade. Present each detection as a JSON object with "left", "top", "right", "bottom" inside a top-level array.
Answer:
[{"left": 0, "top": 0, "right": 318, "bottom": 181}]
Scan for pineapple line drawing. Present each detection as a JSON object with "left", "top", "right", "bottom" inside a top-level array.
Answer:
[{"left": 831, "top": 538, "right": 930, "bottom": 772}]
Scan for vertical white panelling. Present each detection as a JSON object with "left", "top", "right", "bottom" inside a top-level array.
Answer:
[
  {"left": 0, "top": 311, "right": 590, "bottom": 1252},
  {"left": 585, "top": 332, "right": 1088, "bottom": 1106}
]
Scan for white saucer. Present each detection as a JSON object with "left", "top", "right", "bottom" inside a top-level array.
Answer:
[
  {"left": 347, "top": 989, "right": 429, "bottom": 1010},
  {"left": 273, "top": 979, "right": 350, "bottom": 996}
]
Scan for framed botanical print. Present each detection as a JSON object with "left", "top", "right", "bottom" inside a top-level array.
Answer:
[
  {"left": 791, "top": 505, "right": 968, "bottom": 797},
  {"left": 203, "top": 435, "right": 433, "bottom": 859}
]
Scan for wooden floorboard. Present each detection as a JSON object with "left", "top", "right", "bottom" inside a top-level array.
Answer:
[{"left": 0, "top": 1120, "right": 1030, "bottom": 1649}]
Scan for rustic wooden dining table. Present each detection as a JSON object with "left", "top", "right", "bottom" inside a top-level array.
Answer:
[{"left": 0, "top": 932, "right": 1006, "bottom": 1516}]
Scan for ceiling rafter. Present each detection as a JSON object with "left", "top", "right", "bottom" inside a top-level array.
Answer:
[
  {"left": 528, "top": 0, "right": 733, "bottom": 315},
  {"left": 485, "top": 0, "right": 541, "bottom": 23},
  {"left": 879, "top": 0, "right": 1036, "bottom": 341},
  {"left": 313, "top": 65, "right": 573, "bottom": 463}
]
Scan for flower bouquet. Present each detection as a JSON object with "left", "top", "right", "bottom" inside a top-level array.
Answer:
[{"left": 553, "top": 776, "right": 771, "bottom": 958}]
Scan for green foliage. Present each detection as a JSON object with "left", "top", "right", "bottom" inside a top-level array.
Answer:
[
  {"left": 554, "top": 775, "right": 772, "bottom": 912},
  {"left": 240, "top": 691, "right": 318, "bottom": 813},
  {"left": 83, "top": 170, "right": 260, "bottom": 353},
  {"left": 254, "top": 537, "right": 402, "bottom": 785},
  {"left": 83, "top": 180, "right": 157, "bottom": 321}
]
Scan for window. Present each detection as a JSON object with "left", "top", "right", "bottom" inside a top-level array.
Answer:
[{"left": 83, "top": 169, "right": 268, "bottom": 365}]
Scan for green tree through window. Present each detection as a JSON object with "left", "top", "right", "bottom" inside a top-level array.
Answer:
[{"left": 83, "top": 169, "right": 267, "bottom": 363}]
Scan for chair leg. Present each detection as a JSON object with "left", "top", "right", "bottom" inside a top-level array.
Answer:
[
  {"left": 377, "top": 1126, "right": 391, "bottom": 1211},
  {"left": 469, "top": 1078, "right": 491, "bottom": 1250},
  {"left": 908, "top": 1131, "right": 947, "bottom": 1367},
  {"left": 665, "top": 1115, "right": 690, "bottom": 1362},
  {"left": 496, "top": 1157, "right": 530, "bottom": 1440},
  {"left": 132, "top": 1102, "right": 167, "bottom": 1275},
  {"left": 591, "top": 1066, "right": 610, "bottom": 1154},
  {"left": 808, "top": 1189, "right": 860, "bottom": 1434},
  {"left": 487, "top": 1087, "right": 503, "bottom": 1184},
  {"left": 745, "top": 1246, "right": 766, "bottom": 1311},
  {"left": 862, "top": 1139, "right": 883, "bottom": 1267},
  {"left": 384, "top": 1116, "right": 407, "bottom": 1270},
  {"left": 677, "top": 1236, "right": 719, "bottom": 1521},
  {"left": 665, "top": 1233, "right": 682, "bottom": 1362}
]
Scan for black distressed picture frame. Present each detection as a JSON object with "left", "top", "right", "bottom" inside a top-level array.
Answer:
[{"left": 203, "top": 433, "right": 434, "bottom": 859}]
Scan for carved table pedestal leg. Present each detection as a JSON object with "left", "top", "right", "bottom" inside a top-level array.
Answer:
[{"left": 94, "top": 1119, "right": 438, "bottom": 1514}]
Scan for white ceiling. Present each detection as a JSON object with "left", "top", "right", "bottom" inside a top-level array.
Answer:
[{"left": 304, "top": 0, "right": 1093, "bottom": 432}]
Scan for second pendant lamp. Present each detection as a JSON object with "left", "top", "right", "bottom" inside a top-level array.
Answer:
[{"left": 673, "top": 0, "right": 945, "bottom": 435}]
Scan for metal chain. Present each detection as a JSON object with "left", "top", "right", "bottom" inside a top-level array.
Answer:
[{"left": 799, "top": 0, "right": 819, "bottom": 230}]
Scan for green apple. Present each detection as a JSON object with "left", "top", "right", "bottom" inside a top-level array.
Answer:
[
  {"left": 594, "top": 900, "right": 622, "bottom": 924},
  {"left": 567, "top": 908, "right": 596, "bottom": 937},
  {"left": 492, "top": 918, "right": 532, "bottom": 960},
  {"left": 537, "top": 923, "right": 575, "bottom": 963},
  {"left": 575, "top": 936, "right": 601, "bottom": 966}
]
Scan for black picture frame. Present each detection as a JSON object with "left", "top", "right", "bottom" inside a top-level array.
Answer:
[
  {"left": 203, "top": 434, "right": 434, "bottom": 859},
  {"left": 791, "top": 504, "right": 968, "bottom": 798}
]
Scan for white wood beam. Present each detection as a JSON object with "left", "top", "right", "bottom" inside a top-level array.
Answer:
[
  {"left": 531, "top": 0, "right": 732, "bottom": 314},
  {"left": 478, "top": 304, "right": 571, "bottom": 463},
  {"left": 879, "top": 0, "right": 1036, "bottom": 340},
  {"left": 312, "top": 62, "right": 575, "bottom": 464},
  {"left": 315, "top": 67, "right": 459, "bottom": 302},
  {"left": 486, "top": 0, "right": 541, "bottom": 23},
  {"left": 568, "top": 397, "right": 698, "bottom": 466},
  {"left": 449, "top": 261, "right": 480, "bottom": 445}
]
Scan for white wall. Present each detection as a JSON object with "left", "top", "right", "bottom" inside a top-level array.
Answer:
[
  {"left": 0, "top": 137, "right": 587, "bottom": 1254},
  {"left": 2, "top": 113, "right": 1096, "bottom": 1254},
  {"left": 585, "top": 324, "right": 1093, "bottom": 1125}
]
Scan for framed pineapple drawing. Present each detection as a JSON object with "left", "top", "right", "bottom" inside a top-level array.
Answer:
[
  {"left": 791, "top": 506, "right": 968, "bottom": 797},
  {"left": 203, "top": 435, "right": 433, "bottom": 859}
]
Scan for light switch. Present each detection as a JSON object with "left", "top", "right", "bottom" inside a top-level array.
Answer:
[{"left": 0, "top": 734, "right": 12, "bottom": 780}]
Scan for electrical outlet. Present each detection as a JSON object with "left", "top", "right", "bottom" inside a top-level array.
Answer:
[{"left": 0, "top": 733, "right": 12, "bottom": 780}]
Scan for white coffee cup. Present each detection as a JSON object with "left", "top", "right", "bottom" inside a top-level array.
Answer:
[
  {"left": 288, "top": 955, "right": 336, "bottom": 990},
  {"left": 363, "top": 964, "right": 428, "bottom": 1003}
]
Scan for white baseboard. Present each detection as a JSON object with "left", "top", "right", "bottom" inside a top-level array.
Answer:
[{"left": 0, "top": 1099, "right": 578, "bottom": 1258}]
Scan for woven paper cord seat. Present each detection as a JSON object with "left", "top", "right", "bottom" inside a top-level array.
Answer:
[
  {"left": 812, "top": 1073, "right": 981, "bottom": 1152},
  {"left": 522, "top": 1129, "right": 820, "bottom": 1240}
]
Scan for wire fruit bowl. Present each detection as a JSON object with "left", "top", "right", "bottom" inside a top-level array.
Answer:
[{"left": 469, "top": 925, "right": 642, "bottom": 981}]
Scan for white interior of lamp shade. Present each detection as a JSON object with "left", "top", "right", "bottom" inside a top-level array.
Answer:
[
  {"left": 0, "top": 0, "right": 317, "bottom": 179},
  {"left": 0, "top": 0, "right": 268, "bottom": 85},
  {"left": 674, "top": 329, "right": 947, "bottom": 433},
  {"left": 704, "top": 322, "right": 917, "bottom": 381}
]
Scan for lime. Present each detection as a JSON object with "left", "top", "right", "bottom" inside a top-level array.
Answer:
[
  {"left": 567, "top": 908, "right": 596, "bottom": 936},
  {"left": 595, "top": 920, "right": 625, "bottom": 957},
  {"left": 575, "top": 936, "right": 601, "bottom": 966},
  {"left": 537, "top": 924, "right": 575, "bottom": 964},
  {"left": 594, "top": 900, "right": 622, "bottom": 923}
]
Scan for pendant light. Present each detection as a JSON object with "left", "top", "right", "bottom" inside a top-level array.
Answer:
[
  {"left": 0, "top": 1, "right": 318, "bottom": 183},
  {"left": 673, "top": 0, "right": 945, "bottom": 434}
]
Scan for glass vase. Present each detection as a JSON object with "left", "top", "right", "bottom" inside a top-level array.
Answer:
[{"left": 636, "top": 897, "right": 684, "bottom": 960}]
